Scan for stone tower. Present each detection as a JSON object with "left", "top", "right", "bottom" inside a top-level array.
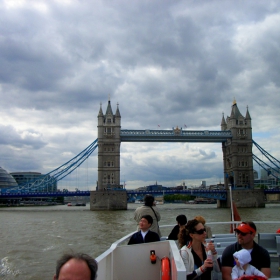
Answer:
[
  {"left": 97, "top": 99, "right": 121, "bottom": 190},
  {"left": 221, "top": 99, "right": 254, "bottom": 189},
  {"left": 90, "top": 99, "right": 126, "bottom": 210}
]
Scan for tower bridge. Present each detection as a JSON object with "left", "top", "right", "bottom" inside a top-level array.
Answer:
[
  {"left": 1, "top": 99, "right": 279, "bottom": 209},
  {"left": 93, "top": 98, "right": 260, "bottom": 210}
]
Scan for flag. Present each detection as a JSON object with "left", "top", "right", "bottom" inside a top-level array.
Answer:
[
  {"left": 158, "top": 125, "right": 160, "bottom": 127},
  {"left": 230, "top": 202, "right": 241, "bottom": 233},
  {"left": 184, "top": 124, "right": 187, "bottom": 128}
]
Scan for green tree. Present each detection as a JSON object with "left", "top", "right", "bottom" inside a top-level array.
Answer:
[{"left": 164, "top": 194, "right": 196, "bottom": 202}]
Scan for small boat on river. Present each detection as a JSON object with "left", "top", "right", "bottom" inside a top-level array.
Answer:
[{"left": 95, "top": 221, "right": 280, "bottom": 280}]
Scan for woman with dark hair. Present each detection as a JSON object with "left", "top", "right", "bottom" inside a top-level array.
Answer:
[
  {"left": 178, "top": 219, "right": 220, "bottom": 279},
  {"left": 134, "top": 194, "right": 161, "bottom": 237}
]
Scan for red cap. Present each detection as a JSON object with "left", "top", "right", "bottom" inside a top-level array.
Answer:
[{"left": 234, "top": 223, "right": 256, "bottom": 234}]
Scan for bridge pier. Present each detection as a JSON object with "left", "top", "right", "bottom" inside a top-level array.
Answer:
[
  {"left": 90, "top": 190, "right": 127, "bottom": 210},
  {"left": 217, "top": 189, "right": 265, "bottom": 208}
]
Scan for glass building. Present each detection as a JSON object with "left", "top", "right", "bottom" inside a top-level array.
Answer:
[{"left": 0, "top": 167, "right": 18, "bottom": 191}]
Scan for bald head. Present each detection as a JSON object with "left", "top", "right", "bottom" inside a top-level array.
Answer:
[
  {"left": 54, "top": 258, "right": 91, "bottom": 280},
  {"left": 54, "top": 253, "right": 97, "bottom": 280}
]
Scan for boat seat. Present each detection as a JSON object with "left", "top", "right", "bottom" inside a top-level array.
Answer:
[
  {"left": 276, "top": 235, "right": 280, "bottom": 255},
  {"left": 212, "top": 233, "right": 236, "bottom": 238},
  {"left": 206, "top": 236, "right": 236, "bottom": 243},
  {"left": 214, "top": 241, "right": 236, "bottom": 249},
  {"left": 276, "top": 236, "right": 280, "bottom": 271},
  {"left": 258, "top": 233, "right": 279, "bottom": 254}
]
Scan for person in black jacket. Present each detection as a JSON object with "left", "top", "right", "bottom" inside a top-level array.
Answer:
[
  {"left": 167, "top": 214, "right": 187, "bottom": 240},
  {"left": 128, "top": 215, "right": 160, "bottom": 245}
]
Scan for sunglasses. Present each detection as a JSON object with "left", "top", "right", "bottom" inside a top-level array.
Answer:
[
  {"left": 235, "top": 230, "right": 250, "bottom": 236},
  {"left": 194, "top": 228, "right": 206, "bottom": 235}
]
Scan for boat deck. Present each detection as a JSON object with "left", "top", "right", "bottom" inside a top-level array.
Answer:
[{"left": 96, "top": 223, "right": 280, "bottom": 280}]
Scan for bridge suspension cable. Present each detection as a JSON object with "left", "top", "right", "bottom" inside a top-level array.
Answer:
[
  {"left": 252, "top": 154, "right": 279, "bottom": 180},
  {"left": 15, "top": 139, "right": 98, "bottom": 192},
  {"left": 253, "top": 140, "right": 280, "bottom": 169}
]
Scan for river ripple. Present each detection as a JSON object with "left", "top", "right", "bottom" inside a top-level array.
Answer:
[{"left": 0, "top": 203, "right": 279, "bottom": 279}]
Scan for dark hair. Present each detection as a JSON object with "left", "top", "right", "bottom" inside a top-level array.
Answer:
[
  {"left": 178, "top": 219, "right": 201, "bottom": 248},
  {"left": 242, "top": 221, "right": 257, "bottom": 232},
  {"left": 144, "top": 194, "right": 155, "bottom": 206},
  {"left": 141, "top": 214, "right": 153, "bottom": 225},
  {"left": 176, "top": 215, "right": 187, "bottom": 226},
  {"left": 55, "top": 253, "right": 98, "bottom": 280}
]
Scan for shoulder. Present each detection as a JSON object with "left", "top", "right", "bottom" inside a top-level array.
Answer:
[
  {"left": 148, "top": 230, "right": 159, "bottom": 237},
  {"left": 252, "top": 242, "right": 270, "bottom": 258},
  {"left": 180, "top": 245, "right": 191, "bottom": 252},
  {"left": 222, "top": 242, "right": 239, "bottom": 255},
  {"left": 135, "top": 206, "right": 147, "bottom": 213},
  {"left": 252, "top": 241, "right": 270, "bottom": 255},
  {"left": 131, "top": 231, "right": 141, "bottom": 237},
  {"left": 221, "top": 242, "right": 239, "bottom": 266}
]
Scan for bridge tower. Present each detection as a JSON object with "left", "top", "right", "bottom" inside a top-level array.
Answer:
[
  {"left": 90, "top": 99, "right": 126, "bottom": 210},
  {"left": 221, "top": 99, "right": 254, "bottom": 190},
  {"left": 97, "top": 99, "right": 121, "bottom": 190}
]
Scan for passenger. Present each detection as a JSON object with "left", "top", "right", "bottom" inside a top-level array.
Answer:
[
  {"left": 178, "top": 219, "right": 220, "bottom": 279},
  {"left": 128, "top": 214, "right": 160, "bottom": 245},
  {"left": 221, "top": 221, "right": 271, "bottom": 280},
  {"left": 194, "top": 215, "right": 212, "bottom": 238},
  {"left": 168, "top": 214, "right": 187, "bottom": 240},
  {"left": 231, "top": 248, "right": 267, "bottom": 280},
  {"left": 134, "top": 194, "right": 161, "bottom": 237},
  {"left": 53, "top": 252, "right": 98, "bottom": 280}
]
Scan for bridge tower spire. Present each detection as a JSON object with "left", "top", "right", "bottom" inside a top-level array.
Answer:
[{"left": 221, "top": 100, "right": 254, "bottom": 190}]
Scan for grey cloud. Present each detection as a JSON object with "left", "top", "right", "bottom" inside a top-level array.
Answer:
[
  {"left": 0, "top": 0, "right": 279, "bottom": 189},
  {"left": 0, "top": 125, "right": 47, "bottom": 149}
]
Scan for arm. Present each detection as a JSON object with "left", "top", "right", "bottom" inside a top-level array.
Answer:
[
  {"left": 260, "top": 268, "right": 271, "bottom": 279},
  {"left": 167, "top": 225, "right": 178, "bottom": 240},
  {"left": 206, "top": 225, "right": 212, "bottom": 239},
  {"left": 251, "top": 266, "right": 267, "bottom": 278},
  {"left": 231, "top": 265, "right": 238, "bottom": 280},
  {"left": 180, "top": 248, "right": 210, "bottom": 279},
  {"left": 154, "top": 206, "right": 161, "bottom": 221},
  {"left": 221, "top": 244, "right": 235, "bottom": 280},
  {"left": 127, "top": 235, "right": 135, "bottom": 245},
  {"left": 206, "top": 241, "right": 220, "bottom": 272},
  {"left": 133, "top": 209, "right": 139, "bottom": 222},
  {"left": 222, "top": 266, "right": 233, "bottom": 280}
]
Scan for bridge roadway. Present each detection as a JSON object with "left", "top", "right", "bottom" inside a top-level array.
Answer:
[
  {"left": 120, "top": 129, "right": 232, "bottom": 142},
  {"left": 0, "top": 188, "right": 279, "bottom": 200}
]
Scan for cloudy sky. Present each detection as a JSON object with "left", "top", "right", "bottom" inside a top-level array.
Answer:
[{"left": 1, "top": 0, "right": 280, "bottom": 190}]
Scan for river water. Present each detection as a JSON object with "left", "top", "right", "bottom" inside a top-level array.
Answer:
[{"left": 1, "top": 203, "right": 280, "bottom": 280}]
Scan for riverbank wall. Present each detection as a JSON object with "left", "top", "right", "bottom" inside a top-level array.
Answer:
[
  {"left": 218, "top": 189, "right": 265, "bottom": 208},
  {"left": 90, "top": 190, "right": 127, "bottom": 210}
]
